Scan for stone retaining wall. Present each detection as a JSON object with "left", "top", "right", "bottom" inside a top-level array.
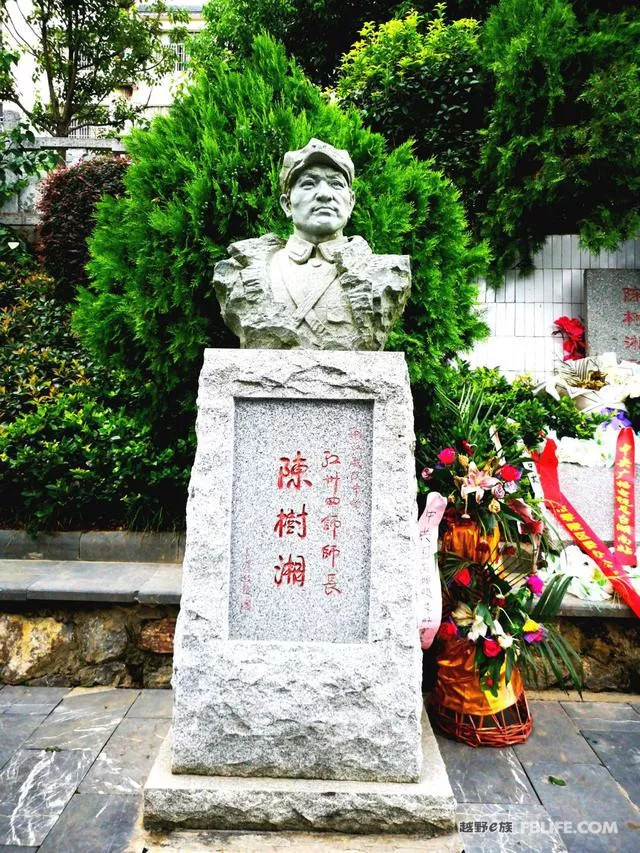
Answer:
[
  {"left": 0, "top": 601, "right": 178, "bottom": 689},
  {"left": 1, "top": 603, "right": 637, "bottom": 692}
]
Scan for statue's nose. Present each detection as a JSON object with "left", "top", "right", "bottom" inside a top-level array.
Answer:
[{"left": 315, "top": 181, "right": 333, "bottom": 201}]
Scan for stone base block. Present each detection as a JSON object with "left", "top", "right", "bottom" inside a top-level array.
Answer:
[{"left": 144, "top": 714, "right": 456, "bottom": 836}]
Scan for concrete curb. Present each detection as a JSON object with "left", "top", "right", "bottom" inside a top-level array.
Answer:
[{"left": 0, "top": 530, "right": 185, "bottom": 563}]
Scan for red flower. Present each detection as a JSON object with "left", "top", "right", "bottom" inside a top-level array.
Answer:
[
  {"left": 485, "top": 677, "right": 494, "bottom": 687},
  {"left": 501, "top": 543, "right": 517, "bottom": 556},
  {"left": 437, "top": 621, "right": 458, "bottom": 640},
  {"left": 483, "top": 638, "right": 502, "bottom": 658},
  {"left": 437, "top": 447, "right": 456, "bottom": 465},
  {"left": 500, "top": 465, "right": 522, "bottom": 483},
  {"left": 461, "top": 439, "right": 475, "bottom": 456},
  {"left": 476, "top": 541, "right": 491, "bottom": 555},
  {"left": 553, "top": 316, "right": 585, "bottom": 361},
  {"left": 454, "top": 567, "right": 472, "bottom": 587}
]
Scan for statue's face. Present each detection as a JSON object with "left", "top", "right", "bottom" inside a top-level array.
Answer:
[{"left": 280, "top": 164, "right": 355, "bottom": 244}]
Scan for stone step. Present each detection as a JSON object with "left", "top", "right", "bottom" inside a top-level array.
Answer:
[
  {"left": 0, "top": 559, "right": 181, "bottom": 604},
  {"left": 0, "top": 558, "right": 632, "bottom": 617}
]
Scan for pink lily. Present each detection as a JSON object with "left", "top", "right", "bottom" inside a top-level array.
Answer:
[{"left": 460, "top": 462, "right": 499, "bottom": 503}]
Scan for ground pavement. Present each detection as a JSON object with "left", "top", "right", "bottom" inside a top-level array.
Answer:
[{"left": 0, "top": 687, "right": 638, "bottom": 852}]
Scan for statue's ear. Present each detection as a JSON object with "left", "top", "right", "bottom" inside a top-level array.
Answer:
[
  {"left": 348, "top": 190, "right": 356, "bottom": 216},
  {"left": 280, "top": 193, "right": 292, "bottom": 218}
]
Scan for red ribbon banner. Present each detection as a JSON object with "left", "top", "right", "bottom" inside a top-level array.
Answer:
[
  {"left": 614, "top": 427, "right": 636, "bottom": 566},
  {"left": 533, "top": 437, "right": 640, "bottom": 617}
]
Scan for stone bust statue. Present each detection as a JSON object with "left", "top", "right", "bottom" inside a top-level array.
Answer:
[{"left": 213, "top": 138, "right": 411, "bottom": 350}]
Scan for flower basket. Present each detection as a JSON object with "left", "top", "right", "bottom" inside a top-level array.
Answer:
[
  {"left": 440, "top": 517, "right": 501, "bottom": 563},
  {"left": 430, "top": 637, "right": 532, "bottom": 747}
]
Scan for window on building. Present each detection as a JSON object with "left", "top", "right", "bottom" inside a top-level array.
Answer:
[{"left": 170, "top": 42, "right": 189, "bottom": 72}]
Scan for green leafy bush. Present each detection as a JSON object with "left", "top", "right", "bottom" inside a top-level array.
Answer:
[
  {"left": 191, "top": 1, "right": 500, "bottom": 84},
  {"left": 478, "top": 0, "right": 640, "bottom": 276},
  {"left": 337, "top": 7, "right": 486, "bottom": 203},
  {"left": 0, "top": 387, "right": 191, "bottom": 532},
  {"left": 37, "top": 155, "right": 130, "bottom": 301},
  {"left": 76, "top": 34, "right": 487, "bottom": 441},
  {"left": 422, "top": 364, "right": 604, "bottom": 455},
  {"left": 0, "top": 256, "right": 96, "bottom": 425},
  {"left": 0, "top": 249, "right": 191, "bottom": 532}
]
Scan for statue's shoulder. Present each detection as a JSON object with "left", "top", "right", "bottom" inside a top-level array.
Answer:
[
  {"left": 213, "top": 233, "right": 284, "bottom": 298},
  {"left": 337, "top": 236, "right": 411, "bottom": 279},
  {"left": 226, "top": 233, "right": 285, "bottom": 268}
]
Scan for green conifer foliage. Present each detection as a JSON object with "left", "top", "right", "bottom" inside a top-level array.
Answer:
[{"left": 75, "top": 36, "right": 487, "bottom": 438}]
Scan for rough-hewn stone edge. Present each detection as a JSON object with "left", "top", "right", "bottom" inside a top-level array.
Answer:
[
  {"left": 0, "top": 530, "right": 185, "bottom": 563},
  {"left": 144, "top": 715, "right": 456, "bottom": 836}
]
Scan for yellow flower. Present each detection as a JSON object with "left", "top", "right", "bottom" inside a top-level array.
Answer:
[
  {"left": 458, "top": 454, "right": 469, "bottom": 468},
  {"left": 488, "top": 498, "right": 501, "bottom": 513},
  {"left": 522, "top": 618, "right": 540, "bottom": 632}
]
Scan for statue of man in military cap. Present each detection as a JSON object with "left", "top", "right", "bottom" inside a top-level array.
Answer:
[{"left": 213, "top": 138, "right": 411, "bottom": 350}]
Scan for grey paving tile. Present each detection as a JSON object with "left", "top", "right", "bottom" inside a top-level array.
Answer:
[
  {"left": 0, "top": 715, "right": 47, "bottom": 751},
  {"left": 0, "top": 748, "right": 95, "bottom": 846},
  {"left": 524, "top": 761, "right": 640, "bottom": 852},
  {"left": 126, "top": 688, "right": 173, "bottom": 719},
  {"left": 58, "top": 688, "right": 140, "bottom": 714},
  {"left": 79, "top": 716, "right": 170, "bottom": 794},
  {"left": 561, "top": 702, "right": 640, "bottom": 723},
  {"left": 137, "top": 565, "right": 182, "bottom": 603},
  {"left": 0, "top": 846, "right": 38, "bottom": 852},
  {"left": 23, "top": 689, "right": 139, "bottom": 752},
  {"left": 0, "top": 686, "right": 70, "bottom": 716},
  {"left": 0, "top": 814, "right": 59, "bottom": 848},
  {"left": 437, "top": 735, "right": 538, "bottom": 805},
  {"left": 26, "top": 561, "right": 157, "bottom": 602},
  {"left": 457, "top": 804, "right": 567, "bottom": 852},
  {"left": 582, "top": 729, "right": 640, "bottom": 806},
  {"left": 39, "top": 792, "right": 140, "bottom": 853},
  {"left": 514, "top": 702, "right": 600, "bottom": 766}
]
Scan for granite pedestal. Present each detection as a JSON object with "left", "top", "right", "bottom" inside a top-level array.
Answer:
[{"left": 143, "top": 348, "right": 455, "bottom": 834}]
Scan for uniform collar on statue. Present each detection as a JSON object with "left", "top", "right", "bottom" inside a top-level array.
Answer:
[{"left": 285, "top": 234, "right": 349, "bottom": 264}]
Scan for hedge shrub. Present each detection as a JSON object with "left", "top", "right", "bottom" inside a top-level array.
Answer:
[
  {"left": 0, "top": 256, "right": 96, "bottom": 425},
  {"left": 337, "top": 8, "right": 486, "bottom": 206},
  {"left": 0, "top": 387, "right": 191, "bottom": 532},
  {"left": 478, "top": 0, "right": 640, "bottom": 275},
  {"left": 37, "top": 155, "right": 130, "bottom": 301},
  {"left": 75, "top": 34, "right": 488, "bottom": 441}
]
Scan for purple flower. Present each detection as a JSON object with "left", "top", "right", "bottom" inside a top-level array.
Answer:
[
  {"left": 504, "top": 480, "right": 518, "bottom": 494},
  {"left": 524, "top": 627, "right": 547, "bottom": 644},
  {"left": 526, "top": 575, "right": 544, "bottom": 595},
  {"left": 600, "top": 408, "right": 632, "bottom": 431},
  {"left": 492, "top": 483, "right": 505, "bottom": 499}
]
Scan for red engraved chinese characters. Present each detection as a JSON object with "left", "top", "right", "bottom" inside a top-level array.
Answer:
[
  {"left": 277, "top": 451, "right": 312, "bottom": 490},
  {"left": 321, "top": 448, "right": 343, "bottom": 595},
  {"left": 274, "top": 504, "right": 308, "bottom": 538},
  {"left": 274, "top": 554, "right": 306, "bottom": 587},
  {"left": 623, "top": 288, "right": 640, "bottom": 303},
  {"left": 347, "top": 428, "right": 365, "bottom": 510}
]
